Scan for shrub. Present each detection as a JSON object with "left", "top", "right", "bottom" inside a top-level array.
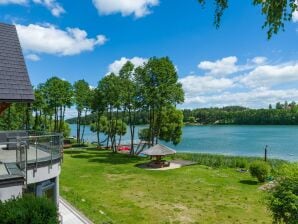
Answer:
[
  {"left": 249, "top": 161, "right": 270, "bottom": 182},
  {"left": 267, "top": 163, "right": 298, "bottom": 224},
  {"left": 0, "top": 195, "right": 59, "bottom": 224}
]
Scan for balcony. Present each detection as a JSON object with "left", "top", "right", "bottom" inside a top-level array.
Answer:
[{"left": 0, "top": 131, "right": 63, "bottom": 200}]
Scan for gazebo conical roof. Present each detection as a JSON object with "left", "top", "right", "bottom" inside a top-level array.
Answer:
[{"left": 142, "top": 144, "right": 176, "bottom": 156}]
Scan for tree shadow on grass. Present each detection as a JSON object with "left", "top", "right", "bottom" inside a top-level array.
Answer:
[
  {"left": 65, "top": 149, "right": 146, "bottom": 165},
  {"left": 239, "top": 180, "right": 258, "bottom": 185}
]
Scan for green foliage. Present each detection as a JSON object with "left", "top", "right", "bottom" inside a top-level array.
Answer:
[
  {"left": 138, "top": 128, "right": 150, "bottom": 141},
  {"left": 249, "top": 161, "right": 270, "bottom": 182},
  {"left": 62, "top": 122, "right": 71, "bottom": 138},
  {"left": 159, "top": 106, "right": 184, "bottom": 145},
  {"left": 73, "top": 80, "right": 91, "bottom": 111},
  {"left": 135, "top": 57, "right": 184, "bottom": 145},
  {"left": 197, "top": 0, "right": 298, "bottom": 39},
  {"left": 0, "top": 195, "right": 58, "bottom": 224},
  {"left": 173, "top": 153, "right": 284, "bottom": 169},
  {"left": 91, "top": 116, "right": 127, "bottom": 139},
  {"left": 0, "top": 103, "right": 29, "bottom": 130},
  {"left": 182, "top": 103, "right": 298, "bottom": 125},
  {"left": 267, "top": 163, "right": 298, "bottom": 224},
  {"left": 73, "top": 79, "right": 92, "bottom": 143}
]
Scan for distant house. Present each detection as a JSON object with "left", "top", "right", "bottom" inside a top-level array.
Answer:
[{"left": 0, "top": 23, "right": 62, "bottom": 205}]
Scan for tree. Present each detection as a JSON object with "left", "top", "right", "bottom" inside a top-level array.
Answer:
[
  {"left": 98, "top": 74, "right": 122, "bottom": 152},
  {"left": 267, "top": 163, "right": 298, "bottom": 224},
  {"left": 197, "top": 0, "right": 298, "bottom": 39},
  {"left": 73, "top": 80, "right": 91, "bottom": 143},
  {"left": 159, "top": 106, "right": 184, "bottom": 145},
  {"left": 119, "top": 61, "right": 139, "bottom": 154},
  {"left": 92, "top": 116, "right": 127, "bottom": 150},
  {"left": 42, "top": 77, "right": 73, "bottom": 133},
  {"left": 90, "top": 87, "right": 106, "bottom": 146},
  {"left": 135, "top": 57, "right": 184, "bottom": 147}
]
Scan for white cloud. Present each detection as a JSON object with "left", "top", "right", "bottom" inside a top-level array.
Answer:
[
  {"left": 293, "top": 1, "right": 298, "bottom": 22},
  {"left": 32, "top": 0, "right": 65, "bottom": 17},
  {"left": 182, "top": 56, "right": 298, "bottom": 109},
  {"left": 198, "top": 56, "right": 239, "bottom": 76},
  {"left": 16, "top": 23, "right": 107, "bottom": 56},
  {"left": 240, "top": 62, "right": 298, "bottom": 88},
  {"left": 92, "top": 0, "right": 159, "bottom": 18},
  {"left": 26, "top": 53, "right": 40, "bottom": 61},
  {"left": 251, "top": 56, "right": 267, "bottom": 65},
  {"left": 107, "top": 57, "right": 147, "bottom": 75},
  {"left": 180, "top": 75, "right": 234, "bottom": 96},
  {"left": 0, "top": 0, "right": 27, "bottom": 4},
  {"left": 293, "top": 11, "right": 298, "bottom": 22},
  {"left": 182, "top": 88, "right": 298, "bottom": 109}
]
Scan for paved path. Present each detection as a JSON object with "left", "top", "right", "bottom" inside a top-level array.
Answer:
[{"left": 59, "top": 197, "right": 93, "bottom": 224}]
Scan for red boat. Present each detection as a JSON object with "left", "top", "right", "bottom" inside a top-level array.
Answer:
[{"left": 118, "top": 146, "right": 131, "bottom": 151}]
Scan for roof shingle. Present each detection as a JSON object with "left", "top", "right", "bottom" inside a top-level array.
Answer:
[{"left": 0, "top": 23, "right": 34, "bottom": 103}]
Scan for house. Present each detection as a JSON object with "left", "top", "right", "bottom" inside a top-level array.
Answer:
[{"left": 0, "top": 22, "right": 63, "bottom": 205}]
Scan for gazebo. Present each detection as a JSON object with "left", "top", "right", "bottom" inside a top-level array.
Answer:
[{"left": 142, "top": 144, "right": 176, "bottom": 168}]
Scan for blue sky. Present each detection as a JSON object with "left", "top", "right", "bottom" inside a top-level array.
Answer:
[{"left": 1, "top": 0, "right": 298, "bottom": 115}]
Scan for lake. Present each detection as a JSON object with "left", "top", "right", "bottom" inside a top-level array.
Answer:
[{"left": 69, "top": 124, "right": 298, "bottom": 161}]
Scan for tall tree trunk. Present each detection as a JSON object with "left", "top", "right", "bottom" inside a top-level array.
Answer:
[
  {"left": 96, "top": 112, "right": 100, "bottom": 147},
  {"left": 59, "top": 106, "right": 64, "bottom": 132},
  {"left": 76, "top": 110, "right": 81, "bottom": 143},
  {"left": 60, "top": 105, "right": 66, "bottom": 132},
  {"left": 81, "top": 109, "right": 87, "bottom": 143}
]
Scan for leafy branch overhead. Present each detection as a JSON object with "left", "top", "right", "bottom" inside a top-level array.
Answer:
[{"left": 198, "top": 0, "right": 298, "bottom": 39}]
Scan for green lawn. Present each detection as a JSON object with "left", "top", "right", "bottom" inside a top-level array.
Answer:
[{"left": 60, "top": 148, "right": 272, "bottom": 224}]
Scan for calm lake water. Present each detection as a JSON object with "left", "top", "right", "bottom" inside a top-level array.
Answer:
[{"left": 70, "top": 124, "right": 298, "bottom": 161}]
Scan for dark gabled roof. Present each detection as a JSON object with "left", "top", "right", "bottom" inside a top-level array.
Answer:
[
  {"left": 0, "top": 23, "right": 34, "bottom": 103},
  {"left": 142, "top": 144, "right": 176, "bottom": 156}
]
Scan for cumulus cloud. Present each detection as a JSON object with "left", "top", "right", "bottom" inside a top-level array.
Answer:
[
  {"left": 0, "top": 0, "right": 27, "bottom": 4},
  {"left": 293, "top": 11, "right": 298, "bottom": 22},
  {"left": 181, "top": 56, "right": 298, "bottom": 109},
  {"left": 182, "top": 88, "right": 298, "bottom": 109},
  {"left": 0, "top": 0, "right": 65, "bottom": 17},
  {"left": 107, "top": 57, "right": 147, "bottom": 75},
  {"left": 180, "top": 75, "right": 234, "bottom": 96},
  {"left": 240, "top": 62, "right": 298, "bottom": 88},
  {"left": 198, "top": 56, "right": 239, "bottom": 76},
  {"left": 26, "top": 53, "right": 40, "bottom": 61},
  {"left": 16, "top": 23, "right": 107, "bottom": 56},
  {"left": 92, "top": 0, "right": 159, "bottom": 18},
  {"left": 32, "top": 0, "right": 65, "bottom": 17},
  {"left": 251, "top": 56, "right": 267, "bottom": 65},
  {"left": 293, "top": 1, "right": 298, "bottom": 22}
]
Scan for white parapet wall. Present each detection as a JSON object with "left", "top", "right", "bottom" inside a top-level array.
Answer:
[{"left": 27, "top": 162, "right": 61, "bottom": 184}]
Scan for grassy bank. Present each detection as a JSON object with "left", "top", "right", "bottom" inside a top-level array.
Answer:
[
  {"left": 60, "top": 148, "right": 273, "bottom": 223},
  {"left": 172, "top": 153, "right": 286, "bottom": 169}
]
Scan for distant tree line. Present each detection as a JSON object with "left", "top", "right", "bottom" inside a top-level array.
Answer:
[{"left": 183, "top": 102, "right": 298, "bottom": 125}]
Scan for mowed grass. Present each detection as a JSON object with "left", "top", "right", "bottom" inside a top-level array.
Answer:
[{"left": 60, "top": 149, "right": 272, "bottom": 224}]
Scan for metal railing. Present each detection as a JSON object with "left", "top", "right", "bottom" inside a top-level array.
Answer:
[{"left": 0, "top": 131, "right": 63, "bottom": 178}]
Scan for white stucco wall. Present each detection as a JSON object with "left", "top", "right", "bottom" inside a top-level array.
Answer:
[
  {"left": 27, "top": 162, "right": 61, "bottom": 184},
  {"left": 0, "top": 185, "right": 22, "bottom": 202}
]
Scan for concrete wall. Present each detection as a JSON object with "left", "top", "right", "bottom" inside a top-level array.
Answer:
[
  {"left": 27, "top": 162, "right": 61, "bottom": 184},
  {"left": 0, "top": 185, "right": 22, "bottom": 202}
]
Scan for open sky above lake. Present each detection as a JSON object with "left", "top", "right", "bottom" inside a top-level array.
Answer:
[{"left": 1, "top": 0, "right": 298, "bottom": 116}]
